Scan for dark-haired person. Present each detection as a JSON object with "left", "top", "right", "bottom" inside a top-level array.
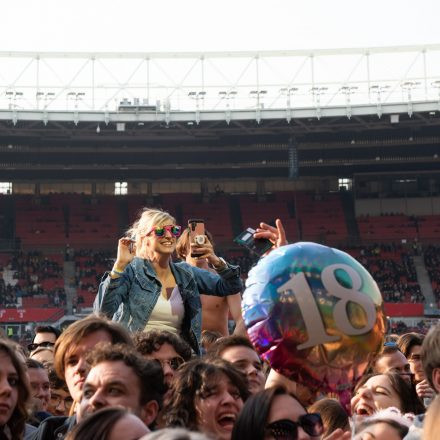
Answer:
[
  {"left": 77, "top": 343, "right": 166, "bottom": 429},
  {"left": 176, "top": 228, "right": 245, "bottom": 337},
  {"left": 25, "top": 359, "right": 52, "bottom": 425},
  {"left": 369, "top": 344, "right": 412, "bottom": 383},
  {"left": 28, "top": 326, "right": 61, "bottom": 355},
  {"left": 397, "top": 332, "right": 435, "bottom": 403},
  {"left": 308, "top": 398, "right": 350, "bottom": 438},
  {"left": 0, "top": 338, "right": 31, "bottom": 440},
  {"left": 231, "top": 386, "right": 324, "bottom": 440},
  {"left": 165, "top": 358, "right": 249, "bottom": 440},
  {"left": 65, "top": 407, "right": 149, "bottom": 440},
  {"left": 47, "top": 367, "right": 73, "bottom": 417},
  {"left": 95, "top": 208, "right": 243, "bottom": 355},
  {"left": 29, "top": 315, "right": 133, "bottom": 440},
  {"left": 207, "top": 335, "right": 265, "bottom": 394}
]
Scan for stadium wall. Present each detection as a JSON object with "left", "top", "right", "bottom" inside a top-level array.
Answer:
[{"left": 356, "top": 197, "right": 440, "bottom": 216}]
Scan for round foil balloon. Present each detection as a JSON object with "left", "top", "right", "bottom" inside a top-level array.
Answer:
[{"left": 242, "top": 242, "right": 386, "bottom": 397}]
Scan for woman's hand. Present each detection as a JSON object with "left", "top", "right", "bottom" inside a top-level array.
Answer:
[
  {"left": 416, "top": 379, "right": 435, "bottom": 399},
  {"left": 114, "top": 237, "right": 136, "bottom": 270},
  {"left": 253, "top": 218, "right": 288, "bottom": 253}
]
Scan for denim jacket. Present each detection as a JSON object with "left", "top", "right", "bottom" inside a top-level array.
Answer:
[{"left": 94, "top": 257, "right": 242, "bottom": 354}]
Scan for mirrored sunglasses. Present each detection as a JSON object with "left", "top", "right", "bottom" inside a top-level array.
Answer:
[{"left": 147, "top": 225, "right": 182, "bottom": 238}]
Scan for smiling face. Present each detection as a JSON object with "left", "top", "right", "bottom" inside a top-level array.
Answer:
[
  {"left": 0, "top": 351, "right": 18, "bottom": 428},
  {"left": 351, "top": 375, "right": 402, "bottom": 417},
  {"left": 144, "top": 223, "right": 178, "bottom": 259},
  {"left": 194, "top": 372, "right": 244, "bottom": 440}
]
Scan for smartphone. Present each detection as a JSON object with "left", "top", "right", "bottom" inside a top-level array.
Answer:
[
  {"left": 188, "top": 219, "right": 205, "bottom": 258},
  {"left": 234, "top": 227, "right": 273, "bottom": 257}
]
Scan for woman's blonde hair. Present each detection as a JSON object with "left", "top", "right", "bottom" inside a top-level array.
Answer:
[{"left": 127, "top": 208, "right": 176, "bottom": 254}]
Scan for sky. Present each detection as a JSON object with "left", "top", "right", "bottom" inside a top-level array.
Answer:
[{"left": 1, "top": 0, "right": 439, "bottom": 53}]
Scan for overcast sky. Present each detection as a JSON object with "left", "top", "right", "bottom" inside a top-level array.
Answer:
[{"left": 1, "top": 0, "right": 439, "bottom": 52}]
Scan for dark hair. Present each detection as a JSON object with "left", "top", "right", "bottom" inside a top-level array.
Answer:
[
  {"left": 165, "top": 358, "right": 249, "bottom": 430},
  {"left": 176, "top": 228, "right": 214, "bottom": 260},
  {"left": 34, "top": 325, "right": 61, "bottom": 340},
  {"left": 207, "top": 335, "right": 256, "bottom": 358},
  {"left": 367, "top": 344, "right": 403, "bottom": 374},
  {"left": 86, "top": 343, "right": 167, "bottom": 409},
  {"left": 397, "top": 333, "right": 424, "bottom": 358},
  {"left": 201, "top": 330, "right": 223, "bottom": 351},
  {"left": 356, "top": 417, "right": 409, "bottom": 439},
  {"left": 47, "top": 366, "right": 68, "bottom": 391},
  {"left": 421, "top": 324, "right": 440, "bottom": 391},
  {"left": 354, "top": 373, "right": 425, "bottom": 415},
  {"left": 132, "top": 330, "right": 192, "bottom": 361},
  {"left": 232, "top": 386, "right": 305, "bottom": 440},
  {"left": 25, "top": 358, "right": 45, "bottom": 370},
  {"left": 308, "top": 398, "right": 349, "bottom": 437},
  {"left": 65, "top": 407, "right": 140, "bottom": 440},
  {"left": 54, "top": 314, "right": 132, "bottom": 380},
  {"left": 0, "top": 338, "right": 30, "bottom": 438}
]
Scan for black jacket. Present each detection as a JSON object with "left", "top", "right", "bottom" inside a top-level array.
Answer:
[{"left": 28, "top": 415, "right": 76, "bottom": 440}]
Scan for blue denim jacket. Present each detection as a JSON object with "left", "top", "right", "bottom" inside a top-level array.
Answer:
[{"left": 94, "top": 257, "right": 242, "bottom": 354}]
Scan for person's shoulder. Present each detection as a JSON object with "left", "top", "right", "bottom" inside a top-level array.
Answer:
[{"left": 31, "top": 415, "right": 75, "bottom": 439}]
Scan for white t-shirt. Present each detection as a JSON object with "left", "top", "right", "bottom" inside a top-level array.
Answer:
[{"left": 144, "top": 285, "right": 184, "bottom": 334}]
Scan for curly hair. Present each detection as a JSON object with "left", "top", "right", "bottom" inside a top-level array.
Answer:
[
  {"left": 0, "top": 338, "right": 30, "bottom": 439},
  {"left": 164, "top": 358, "right": 249, "bottom": 430},
  {"left": 132, "top": 330, "right": 192, "bottom": 361},
  {"left": 86, "top": 342, "right": 167, "bottom": 409}
]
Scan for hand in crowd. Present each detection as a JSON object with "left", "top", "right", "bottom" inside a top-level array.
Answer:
[
  {"left": 253, "top": 218, "right": 288, "bottom": 253},
  {"left": 189, "top": 237, "right": 225, "bottom": 269},
  {"left": 415, "top": 379, "right": 435, "bottom": 399},
  {"left": 115, "top": 237, "right": 136, "bottom": 269}
]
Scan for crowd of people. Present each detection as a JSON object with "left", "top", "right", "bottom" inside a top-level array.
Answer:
[{"left": 1, "top": 207, "right": 440, "bottom": 439}]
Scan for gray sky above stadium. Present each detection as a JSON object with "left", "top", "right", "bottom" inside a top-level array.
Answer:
[{"left": 2, "top": 0, "right": 439, "bottom": 52}]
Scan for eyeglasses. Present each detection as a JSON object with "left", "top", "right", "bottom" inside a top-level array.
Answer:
[
  {"left": 50, "top": 393, "right": 74, "bottom": 410},
  {"left": 265, "top": 414, "right": 323, "bottom": 440},
  {"left": 27, "top": 341, "right": 55, "bottom": 352},
  {"left": 152, "top": 356, "right": 185, "bottom": 371},
  {"left": 146, "top": 225, "right": 182, "bottom": 238}
]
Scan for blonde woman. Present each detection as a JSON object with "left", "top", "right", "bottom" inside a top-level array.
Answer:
[{"left": 94, "top": 208, "right": 242, "bottom": 354}]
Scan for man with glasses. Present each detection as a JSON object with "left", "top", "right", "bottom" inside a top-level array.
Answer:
[{"left": 132, "top": 329, "right": 192, "bottom": 390}]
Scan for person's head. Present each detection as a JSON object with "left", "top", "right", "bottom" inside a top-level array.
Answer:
[
  {"left": 176, "top": 228, "right": 214, "bottom": 265},
  {"left": 66, "top": 407, "right": 150, "bottom": 440},
  {"left": 397, "top": 333, "right": 425, "bottom": 382},
  {"left": 351, "top": 373, "right": 424, "bottom": 417},
  {"left": 308, "top": 398, "right": 349, "bottom": 438},
  {"left": 78, "top": 343, "right": 166, "bottom": 428},
  {"left": 232, "top": 386, "right": 324, "bottom": 440},
  {"left": 421, "top": 324, "right": 440, "bottom": 393},
  {"left": 142, "top": 428, "right": 210, "bottom": 440},
  {"left": 424, "top": 394, "right": 440, "bottom": 440},
  {"left": 370, "top": 344, "right": 412, "bottom": 381},
  {"left": 201, "top": 330, "right": 223, "bottom": 353},
  {"left": 207, "top": 336, "right": 265, "bottom": 394},
  {"left": 353, "top": 408, "right": 412, "bottom": 440},
  {"left": 132, "top": 330, "right": 192, "bottom": 388},
  {"left": 165, "top": 358, "right": 250, "bottom": 440},
  {"left": 0, "top": 338, "right": 30, "bottom": 438},
  {"left": 25, "top": 358, "right": 50, "bottom": 411},
  {"left": 29, "top": 346, "right": 54, "bottom": 365},
  {"left": 54, "top": 315, "right": 132, "bottom": 402},
  {"left": 127, "top": 208, "right": 180, "bottom": 260},
  {"left": 47, "top": 367, "right": 73, "bottom": 416},
  {"left": 29, "top": 325, "right": 61, "bottom": 353}
]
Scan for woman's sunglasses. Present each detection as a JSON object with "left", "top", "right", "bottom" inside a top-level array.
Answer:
[
  {"left": 265, "top": 414, "right": 323, "bottom": 440},
  {"left": 147, "top": 225, "right": 182, "bottom": 238}
]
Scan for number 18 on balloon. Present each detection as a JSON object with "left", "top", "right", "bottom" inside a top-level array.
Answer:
[{"left": 242, "top": 242, "right": 386, "bottom": 396}]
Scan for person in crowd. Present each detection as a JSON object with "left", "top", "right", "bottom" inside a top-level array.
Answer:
[
  {"left": 201, "top": 330, "right": 223, "bottom": 353},
  {"left": 46, "top": 368, "right": 73, "bottom": 417},
  {"left": 30, "top": 315, "right": 133, "bottom": 440},
  {"left": 353, "top": 408, "right": 412, "bottom": 440},
  {"left": 29, "top": 347, "right": 54, "bottom": 366},
  {"left": 25, "top": 359, "right": 51, "bottom": 424},
  {"left": 28, "top": 326, "right": 60, "bottom": 356},
  {"left": 176, "top": 228, "right": 246, "bottom": 337},
  {"left": 0, "top": 338, "right": 31, "bottom": 440},
  {"left": 94, "top": 208, "right": 243, "bottom": 354},
  {"left": 77, "top": 343, "right": 166, "bottom": 429},
  {"left": 397, "top": 332, "right": 435, "bottom": 402},
  {"left": 308, "top": 398, "right": 350, "bottom": 438},
  {"left": 231, "top": 386, "right": 325, "bottom": 440},
  {"left": 142, "top": 429, "right": 210, "bottom": 440},
  {"left": 422, "top": 394, "right": 440, "bottom": 440},
  {"left": 351, "top": 373, "right": 425, "bottom": 417},
  {"left": 207, "top": 336, "right": 265, "bottom": 394},
  {"left": 65, "top": 407, "right": 149, "bottom": 440},
  {"left": 165, "top": 358, "right": 249, "bottom": 440},
  {"left": 132, "top": 330, "right": 191, "bottom": 391},
  {"left": 368, "top": 343, "right": 412, "bottom": 380}
]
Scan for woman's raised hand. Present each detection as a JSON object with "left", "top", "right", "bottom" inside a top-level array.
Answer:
[{"left": 115, "top": 237, "right": 136, "bottom": 269}]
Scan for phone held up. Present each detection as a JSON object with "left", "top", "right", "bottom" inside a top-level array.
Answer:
[
  {"left": 234, "top": 227, "right": 273, "bottom": 257},
  {"left": 188, "top": 219, "right": 205, "bottom": 258}
]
